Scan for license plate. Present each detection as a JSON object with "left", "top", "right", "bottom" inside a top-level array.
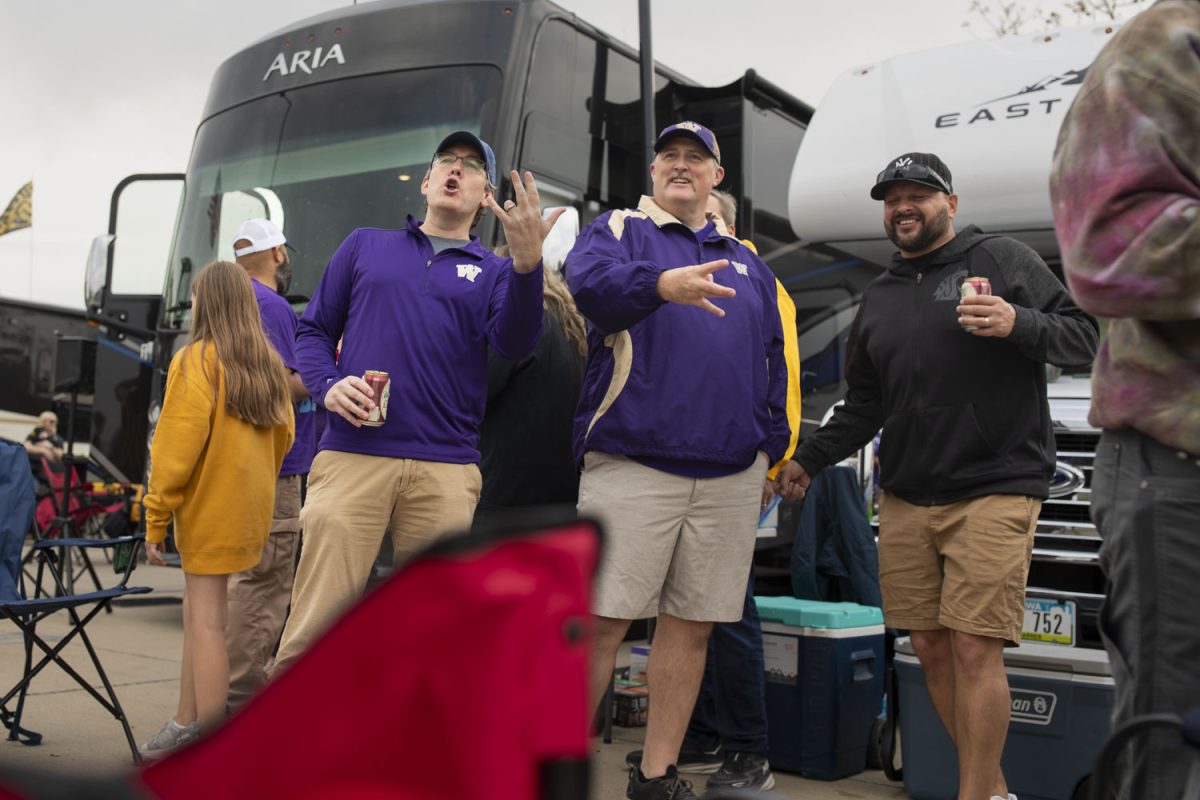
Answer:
[{"left": 1022, "top": 598, "right": 1076, "bottom": 646}]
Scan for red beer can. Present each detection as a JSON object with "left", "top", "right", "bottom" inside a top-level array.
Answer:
[
  {"left": 960, "top": 276, "right": 992, "bottom": 332},
  {"left": 361, "top": 370, "right": 391, "bottom": 427},
  {"left": 960, "top": 276, "right": 992, "bottom": 298}
]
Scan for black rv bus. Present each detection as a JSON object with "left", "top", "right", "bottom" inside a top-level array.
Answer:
[{"left": 82, "top": 0, "right": 864, "bottom": 486}]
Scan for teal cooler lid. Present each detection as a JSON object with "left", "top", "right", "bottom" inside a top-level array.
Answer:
[{"left": 754, "top": 596, "right": 884, "bottom": 629}]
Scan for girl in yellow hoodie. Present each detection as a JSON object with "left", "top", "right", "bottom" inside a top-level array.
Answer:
[{"left": 141, "top": 260, "right": 294, "bottom": 755}]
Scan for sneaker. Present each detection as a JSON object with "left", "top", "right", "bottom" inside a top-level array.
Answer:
[
  {"left": 705, "top": 751, "right": 775, "bottom": 791},
  {"left": 625, "top": 743, "right": 723, "bottom": 774},
  {"left": 139, "top": 718, "right": 199, "bottom": 757},
  {"left": 627, "top": 765, "right": 699, "bottom": 799}
]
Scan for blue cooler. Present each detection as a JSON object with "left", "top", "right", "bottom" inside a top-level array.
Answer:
[
  {"left": 754, "top": 597, "right": 885, "bottom": 779},
  {"left": 895, "top": 637, "right": 1114, "bottom": 800}
]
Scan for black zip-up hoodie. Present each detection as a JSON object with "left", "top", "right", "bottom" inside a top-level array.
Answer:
[{"left": 795, "top": 225, "right": 1099, "bottom": 505}]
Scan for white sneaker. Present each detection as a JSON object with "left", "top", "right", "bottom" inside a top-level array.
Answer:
[{"left": 139, "top": 718, "right": 199, "bottom": 757}]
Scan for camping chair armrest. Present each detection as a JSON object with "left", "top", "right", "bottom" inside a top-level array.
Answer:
[
  {"left": 31, "top": 535, "right": 146, "bottom": 588},
  {"left": 31, "top": 535, "right": 145, "bottom": 551}
]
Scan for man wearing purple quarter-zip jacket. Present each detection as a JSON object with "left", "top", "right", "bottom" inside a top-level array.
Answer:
[
  {"left": 567, "top": 121, "right": 792, "bottom": 800},
  {"left": 273, "top": 131, "right": 563, "bottom": 673}
]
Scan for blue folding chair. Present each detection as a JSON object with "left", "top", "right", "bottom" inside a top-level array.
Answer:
[{"left": 0, "top": 441, "right": 152, "bottom": 762}]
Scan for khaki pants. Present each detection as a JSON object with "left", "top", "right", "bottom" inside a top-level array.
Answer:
[
  {"left": 226, "top": 474, "right": 302, "bottom": 708},
  {"left": 272, "top": 450, "right": 481, "bottom": 673}
]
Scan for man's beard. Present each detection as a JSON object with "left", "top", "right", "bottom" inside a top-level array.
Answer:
[
  {"left": 276, "top": 257, "right": 293, "bottom": 295},
  {"left": 885, "top": 205, "right": 951, "bottom": 254}
]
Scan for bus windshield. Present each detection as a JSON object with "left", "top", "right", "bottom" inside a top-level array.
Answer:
[{"left": 163, "top": 65, "right": 502, "bottom": 323}]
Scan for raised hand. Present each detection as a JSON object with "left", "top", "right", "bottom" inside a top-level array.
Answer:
[
  {"left": 486, "top": 170, "right": 566, "bottom": 273},
  {"left": 656, "top": 259, "right": 736, "bottom": 317}
]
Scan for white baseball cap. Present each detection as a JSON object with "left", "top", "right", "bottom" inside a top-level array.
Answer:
[{"left": 233, "top": 218, "right": 289, "bottom": 257}]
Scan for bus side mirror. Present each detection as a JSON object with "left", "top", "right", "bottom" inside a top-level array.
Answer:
[
  {"left": 541, "top": 206, "right": 580, "bottom": 272},
  {"left": 85, "top": 173, "right": 185, "bottom": 319},
  {"left": 85, "top": 234, "right": 115, "bottom": 311}
]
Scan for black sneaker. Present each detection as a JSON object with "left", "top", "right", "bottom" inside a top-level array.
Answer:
[
  {"left": 625, "top": 743, "right": 723, "bottom": 774},
  {"left": 705, "top": 752, "right": 775, "bottom": 792},
  {"left": 627, "top": 766, "right": 699, "bottom": 799}
]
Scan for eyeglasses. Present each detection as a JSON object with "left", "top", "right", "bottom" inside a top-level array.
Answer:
[
  {"left": 876, "top": 163, "right": 951, "bottom": 195},
  {"left": 433, "top": 151, "right": 487, "bottom": 175}
]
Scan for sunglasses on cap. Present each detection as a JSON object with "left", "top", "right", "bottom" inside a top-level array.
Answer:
[
  {"left": 433, "top": 151, "right": 488, "bottom": 175},
  {"left": 875, "top": 163, "right": 952, "bottom": 195}
]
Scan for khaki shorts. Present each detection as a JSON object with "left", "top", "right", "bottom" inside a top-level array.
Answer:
[
  {"left": 579, "top": 452, "right": 767, "bottom": 623},
  {"left": 878, "top": 491, "right": 1040, "bottom": 643}
]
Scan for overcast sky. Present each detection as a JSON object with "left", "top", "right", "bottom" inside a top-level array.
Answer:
[{"left": 0, "top": 0, "right": 1098, "bottom": 307}]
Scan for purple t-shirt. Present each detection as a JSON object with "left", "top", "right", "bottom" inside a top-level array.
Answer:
[{"left": 253, "top": 278, "right": 316, "bottom": 476}]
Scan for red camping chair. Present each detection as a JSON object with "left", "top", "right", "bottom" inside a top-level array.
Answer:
[
  {"left": 27, "top": 458, "right": 137, "bottom": 599},
  {"left": 0, "top": 511, "right": 602, "bottom": 800},
  {"left": 31, "top": 458, "right": 128, "bottom": 541}
]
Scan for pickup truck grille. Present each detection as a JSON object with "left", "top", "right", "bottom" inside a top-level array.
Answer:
[{"left": 1028, "top": 427, "right": 1104, "bottom": 648}]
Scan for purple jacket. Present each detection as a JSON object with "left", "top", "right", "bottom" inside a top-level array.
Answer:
[
  {"left": 297, "top": 219, "right": 543, "bottom": 463},
  {"left": 565, "top": 196, "right": 790, "bottom": 467}
]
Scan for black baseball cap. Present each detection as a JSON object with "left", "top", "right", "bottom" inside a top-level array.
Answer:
[{"left": 870, "top": 152, "right": 954, "bottom": 200}]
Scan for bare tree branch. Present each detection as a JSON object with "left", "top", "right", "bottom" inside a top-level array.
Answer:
[{"left": 967, "top": 0, "right": 1147, "bottom": 36}]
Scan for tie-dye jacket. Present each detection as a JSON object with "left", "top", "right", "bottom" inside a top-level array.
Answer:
[{"left": 1050, "top": 0, "right": 1200, "bottom": 455}]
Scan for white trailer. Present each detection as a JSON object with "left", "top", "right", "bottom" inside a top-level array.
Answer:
[{"left": 788, "top": 23, "right": 1124, "bottom": 270}]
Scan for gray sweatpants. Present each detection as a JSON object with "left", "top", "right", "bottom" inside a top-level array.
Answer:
[{"left": 1091, "top": 429, "right": 1200, "bottom": 800}]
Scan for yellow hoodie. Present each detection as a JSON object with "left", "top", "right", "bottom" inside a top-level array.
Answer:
[{"left": 144, "top": 343, "right": 294, "bottom": 575}]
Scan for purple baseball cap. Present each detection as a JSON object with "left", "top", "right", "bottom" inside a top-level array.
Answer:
[{"left": 653, "top": 121, "right": 721, "bottom": 164}]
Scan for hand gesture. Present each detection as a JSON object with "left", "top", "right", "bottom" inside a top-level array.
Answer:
[
  {"left": 956, "top": 294, "right": 1016, "bottom": 338},
  {"left": 486, "top": 170, "right": 566, "bottom": 273},
  {"left": 324, "top": 375, "right": 375, "bottom": 427},
  {"left": 656, "top": 259, "right": 736, "bottom": 317},
  {"left": 775, "top": 460, "right": 811, "bottom": 501}
]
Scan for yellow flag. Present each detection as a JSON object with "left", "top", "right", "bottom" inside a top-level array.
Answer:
[{"left": 0, "top": 181, "right": 32, "bottom": 237}]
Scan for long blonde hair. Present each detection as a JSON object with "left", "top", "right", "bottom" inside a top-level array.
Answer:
[
  {"left": 544, "top": 268, "right": 587, "bottom": 359},
  {"left": 492, "top": 243, "right": 587, "bottom": 359},
  {"left": 185, "top": 260, "right": 290, "bottom": 428}
]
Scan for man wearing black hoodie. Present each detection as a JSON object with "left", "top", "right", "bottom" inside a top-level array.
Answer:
[{"left": 777, "top": 153, "right": 1098, "bottom": 800}]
